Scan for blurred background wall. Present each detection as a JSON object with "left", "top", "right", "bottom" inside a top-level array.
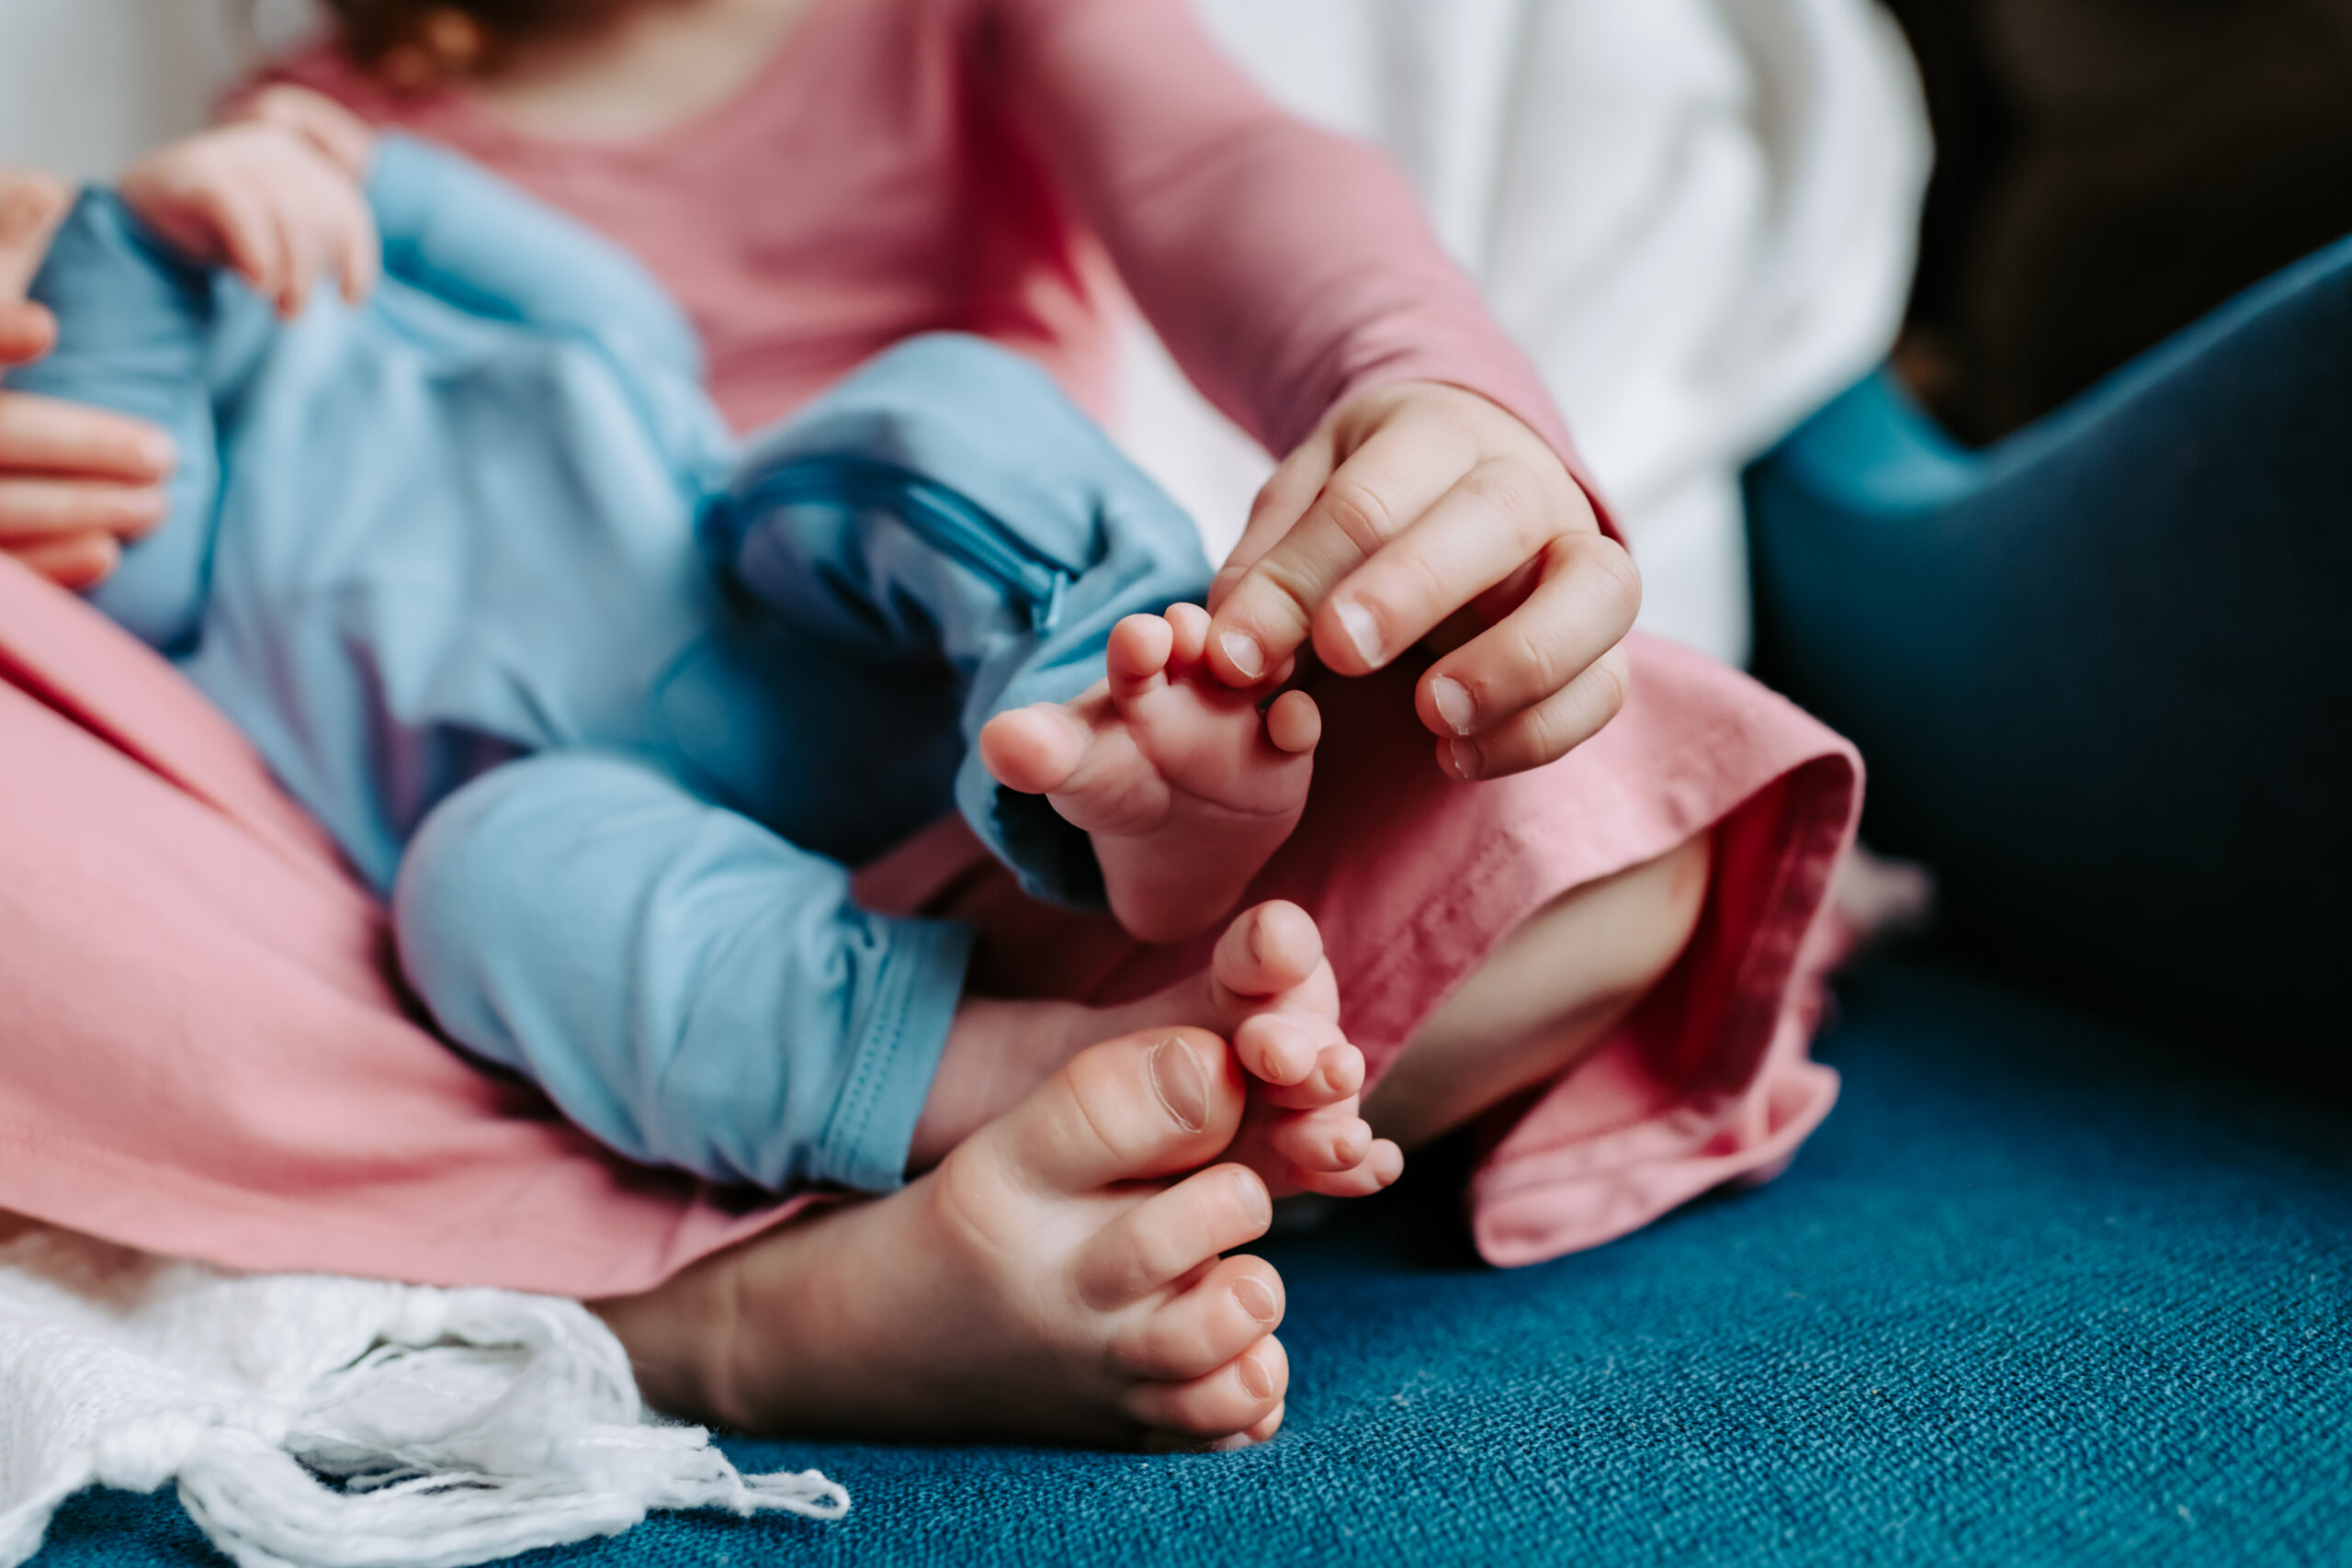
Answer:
[
  {"left": 1883, "top": 0, "right": 2352, "bottom": 442},
  {"left": 0, "top": 1, "right": 317, "bottom": 180}
]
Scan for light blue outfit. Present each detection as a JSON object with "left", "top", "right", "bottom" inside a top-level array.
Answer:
[{"left": 7, "top": 133, "right": 1213, "bottom": 1193}]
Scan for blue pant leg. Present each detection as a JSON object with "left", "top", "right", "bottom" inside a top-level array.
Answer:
[
  {"left": 701, "top": 333, "right": 1216, "bottom": 908},
  {"left": 393, "top": 750, "right": 972, "bottom": 1192},
  {"left": 6, "top": 192, "right": 244, "bottom": 653}
]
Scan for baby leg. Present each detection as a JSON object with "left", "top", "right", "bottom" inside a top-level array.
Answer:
[{"left": 395, "top": 750, "right": 974, "bottom": 1193}]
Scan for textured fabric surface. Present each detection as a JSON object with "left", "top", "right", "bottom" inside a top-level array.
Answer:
[{"left": 33, "top": 956, "right": 2349, "bottom": 1566}]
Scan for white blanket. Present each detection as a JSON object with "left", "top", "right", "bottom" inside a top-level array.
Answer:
[{"left": 0, "top": 1227, "right": 844, "bottom": 1568}]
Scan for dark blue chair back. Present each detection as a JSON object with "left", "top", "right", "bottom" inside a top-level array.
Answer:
[{"left": 1746, "top": 233, "right": 2352, "bottom": 1076}]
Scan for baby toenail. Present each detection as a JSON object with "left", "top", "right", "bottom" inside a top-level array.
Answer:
[
  {"left": 1219, "top": 631, "right": 1265, "bottom": 681},
  {"left": 1233, "top": 1276, "right": 1279, "bottom": 1325},
  {"left": 1429, "top": 675, "right": 1476, "bottom": 735},
  {"left": 1148, "top": 1037, "right": 1210, "bottom": 1133},
  {"left": 1334, "top": 600, "right": 1383, "bottom": 667},
  {"left": 1236, "top": 1350, "right": 1275, "bottom": 1402}
]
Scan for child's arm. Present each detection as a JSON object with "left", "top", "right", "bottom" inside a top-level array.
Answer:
[{"left": 988, "top": 0, "right": 1632, "bottom": 780}]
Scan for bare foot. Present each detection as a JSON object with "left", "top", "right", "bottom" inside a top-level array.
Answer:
[
  {"left": 980, "top": 603, "right": 1319, "bottom": 943},
  {"left": 913, "top": 900, "right": 1402, "bottom": 1199},
  {"left": 0, "top": 168, "right": 71, "bottom": 305},
  {"left": 599, "top": 1028, "right": 1294, "bottom": 1448}
]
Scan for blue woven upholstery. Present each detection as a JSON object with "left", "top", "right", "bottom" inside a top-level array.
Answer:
[{"left": 33, "top": 955, "right": 2351, "bottom": 1566}]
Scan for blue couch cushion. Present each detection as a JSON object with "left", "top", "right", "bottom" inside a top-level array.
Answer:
[{"left": 32, "top": 956, "right": 2349, "bottom": 1566}]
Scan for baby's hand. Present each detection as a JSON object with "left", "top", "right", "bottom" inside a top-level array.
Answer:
[{"left": 119, "top": 105, "right": 379, "bottom": 320}]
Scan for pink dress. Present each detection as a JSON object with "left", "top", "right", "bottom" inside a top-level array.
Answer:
[{"left": 0, "top": 0, "right": 1860, "bottom": 1292}]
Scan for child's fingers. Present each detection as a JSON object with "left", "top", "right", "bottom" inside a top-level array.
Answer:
[
  {"left": 201, "top": 174, "right": 288, "bottom": 310},
  {"left": 322, "top": 174, "right": 380, "bottom": 305},
  {"left": 273, "top": 181, "right": 328, "bottom": 318},
  {"left": 241, "top": 85, "right": 378, "bottom": 180},
  {"left": 1204, "top": 420, "right": 1467, "bottom": 687}
]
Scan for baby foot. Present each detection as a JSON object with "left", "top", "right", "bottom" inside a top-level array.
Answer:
[
  {"left": 917, "top": 900, "right": 1401, "bottom": 1200},
  {"left": 1147, "top": 899, "right": 1401, "bottom": 1201},
  {"left": 0, "top": 168, "right": 71, "bottom": 305},
  {"left": 600, "top": 1028, "right": 1291, "bottom": 1449},
  {"left": 980, "top": 603, "right": 1318, "bottom": 944}
]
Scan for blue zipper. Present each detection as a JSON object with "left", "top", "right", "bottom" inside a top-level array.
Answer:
[{"left": 726, "top": 455, "right": 1075, "bottom": 632}]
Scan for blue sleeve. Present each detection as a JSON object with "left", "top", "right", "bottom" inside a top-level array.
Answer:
[
  {"left": 366, "top": 133, "right": 705, "bottom": 384},
  {"left": 4, "top": 191, "right": 225, "bottom": 654}
]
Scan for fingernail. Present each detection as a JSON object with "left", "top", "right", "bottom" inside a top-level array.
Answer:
[
  {"left": 1219, "top": 630, "right": 1265, "bottom": 681},
  {"left": 1333, "top": 599, "right": 1383, "bottom": 667},
  {"left": 1236, "top": 1349, "right": 1275, "bottom": 1401},
  {"left": 1148, "top": 1036, "right": 1209, "bottom": 1133},
  {"left": 1447, "top": 739, "right": 1483, "bottom": 780},
  {"left": 1233, "top": 1275, "right": 1280, "bottom": 1325},
  {"left": 1429, "top": 675, "right": 1476, "bottom": 735},
  {"left": 137, "top": 432, "right": 177, "bottom": 472}
]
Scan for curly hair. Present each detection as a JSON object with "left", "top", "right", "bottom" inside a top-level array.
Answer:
[{"left": 316, "top": 0, "right": 664, "bottom": 83}]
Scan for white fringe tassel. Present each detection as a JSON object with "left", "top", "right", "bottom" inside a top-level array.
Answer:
[{"left": 0, "top": 1228, "right": 846, "bottom": 1568}]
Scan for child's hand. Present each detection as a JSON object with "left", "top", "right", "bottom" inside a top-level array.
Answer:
[
  {"left": 119, "top": 112, "right": 379, "bottom": 321},
  {"left": 1204, "top": 381, "right": 1640, "bottom": 781},
  {"left": 218, "top": 84, "right": 379, "bottom": 184}
]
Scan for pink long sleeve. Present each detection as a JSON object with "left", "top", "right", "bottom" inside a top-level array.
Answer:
[
  {"left": 981, "top": 0, "right": 1607, "bottom": 517},
  {"left": 275, "top": 0, "right": 1605, "bottom": 524}
]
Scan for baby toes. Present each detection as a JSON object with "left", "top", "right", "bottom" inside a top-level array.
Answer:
[
  {"left": 1074, "top": 1162, "right": 1272, "bottom": 1311},
  {"left": 1209, "top": 901, "right": 1335, "bottom": 1017},
  {"left": 1237, "top": 1027, "right": 1363, "bottom": 1109},
  {"left": 1107, "top": 1254, "right": 1284, "bottom": 1383},
  {"left": 1125, "top": 1336, "right": 1288, "bottom": 1443},
  {"left": 1264, "top": 1103, "right": 1374, "bottom": 1176},
  {"left": 977, "top": 702, "right": 1088, "bottom": 795},
  {"left": 1292, "top": 1138, "right": 1404, "bottom": 1200},
  {"left": 1106, "top": 613, "right": 1177, "bottom": 699},
  {"left": 1265, "top": 688, "right": 1320, "bottom": 755}
]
